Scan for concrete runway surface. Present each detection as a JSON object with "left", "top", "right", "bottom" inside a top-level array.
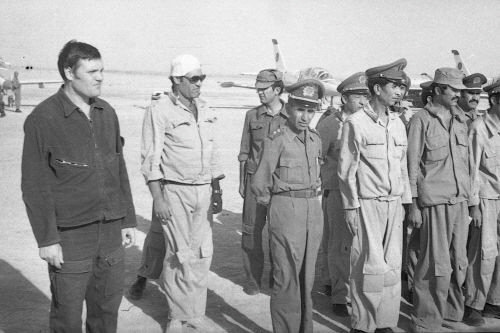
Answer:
[{"left": 1, "top": 70, "right": 499, "bottom": 332}]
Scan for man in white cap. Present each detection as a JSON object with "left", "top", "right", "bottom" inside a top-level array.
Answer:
[{"left": 141, "top": 54, "right": 224, "bottom": 331}]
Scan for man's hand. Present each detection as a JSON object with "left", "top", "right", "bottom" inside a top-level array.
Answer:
[
  {"left": 211, "top": 179, "right": 223, "bottom": 214},
  {"left": 469, "top": 205, "right": 482, "bottom": 228},
  {"left": 122, "top": 227, "right": 136, "bottom": 248},
  {"left": 408, "top": 198, "right": 423, "bottom": 229},
  {"left": 344, "top": 209, "right": 358, "bottom": 236},
  {"left": 153, "top": 196, "right": 171, "bottom": 224},
  {"left": 39, "top": 243, "right": 64, "bottom": 269}
]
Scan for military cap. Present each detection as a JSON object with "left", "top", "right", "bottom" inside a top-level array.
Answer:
[
  {"left": 420, "top": 80, "right": 433, "bottom": 91},
  {"left": 463, "top": 73, "right": 487, "bottom": 91},
  {"left": 365, "top": 58, "right": 408, "bottom": 82},
  {"left": 255, "top": 69, "right": 283, "bottom": 89},
  {"left": 432, "top": 67, "right": 467, "bottom": 90},
  {"left": 337, "top": 72, "right": 369, "bottom": 94},
  {"left": 402, "top": 72, "right": 411, "bottom": 89},
  {"left": 287, "top": 79, "right": 325, "bottom": 107},
  {"left": 170, "top": 54, "right": 201, "bottom": 77},
  {"left": 483, "top": 80, "right": 500, "bottom": 95}
]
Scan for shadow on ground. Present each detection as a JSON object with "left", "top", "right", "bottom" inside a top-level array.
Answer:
[{"left": 0, "top": 259, "right": 50, "bottom": 333}]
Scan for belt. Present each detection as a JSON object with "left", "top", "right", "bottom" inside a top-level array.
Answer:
[
  {"left": 160, "top": 180, "right": 207, "bottom": 186},
  {"left": 274, "top": 189, "right": 320, "bottom": 198}
]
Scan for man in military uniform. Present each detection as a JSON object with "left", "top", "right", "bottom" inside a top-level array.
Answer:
[
  {"left": 140, "top": 54, "right": 224, "bottom": 331},
  {"left": 459, "top": 73, "right": 487, "bottom": 127},
  {"left": 238, "top": 69, "right": 286, "bottom": 295},
  {"left": 12, "top": 71, "right": 22, "bottom": 112},
  {"left": 407, "top": 68, "right": 470, "bottom": 332},
  {"left": 316, "top": 72, "right": 369, "bottom": 317},
  {"left": 252, "top": 79, "right": 324, "bottom": 333},
  {"left": 338, "top": 59, "right": 411, "bottom": 333},
  {"left": 463, "top": 80, "right": 500, "bottom": 326}
]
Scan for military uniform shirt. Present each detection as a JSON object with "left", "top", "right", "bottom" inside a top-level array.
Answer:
[
  {"left": 251, "top": 126, "right": 322, "bottom": 205},
  {"left": 338, "top": 104, "right": 412, "bottom": 210}
]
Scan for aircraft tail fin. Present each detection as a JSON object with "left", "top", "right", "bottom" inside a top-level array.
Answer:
[
  {"left": 452, "top": 50, "right": 471, "bottom": 76},
  {"left": 272, "top": 39, "right": 287, "bottom": 72}
]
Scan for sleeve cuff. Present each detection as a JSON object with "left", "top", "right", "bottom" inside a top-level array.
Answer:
[{"left": 237, "top": 154, "right": 248, "bottom": 162}]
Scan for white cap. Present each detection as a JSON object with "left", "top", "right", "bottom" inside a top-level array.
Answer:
[{"left": 170, "top": 54, "right": 201, "bottom": 77}]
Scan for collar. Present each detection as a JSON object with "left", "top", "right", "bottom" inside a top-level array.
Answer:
[
  {"left": 257, "top": 100, "right": 287, "bottom": 118},
  {"left": 168, "top": 91, "right": 203, "bottom": 114},
  {"left": 59, "top": 86, "right": 104, "bottom": 117},
  {"left": 424, "top": 102, "right": 467, "bottom": 123},
  {"left": 283, "top": 126, "right": 316, "bottom": 143},
  {"left": 363, "top": 103, "right": 394, "bottom": 123}
]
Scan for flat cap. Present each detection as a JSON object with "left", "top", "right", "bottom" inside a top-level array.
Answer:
[
  {"left": 484, "top": 80, "right": 500, "bottom": 95},
  {"left": 433, "top": 67, "right": 467, "bottom": 90},
  {"left": 255, "top": 69, "right": 283, "bottom": 89},
  {"left": 287, "top": 79, "right": 325, "bottom": 107},
  {"left": 170, "top": 54, "right": 201, "bottom": 77},
  {"left": 463, "top": 73, "right": 487, "bottom": 91},
  {"left": 337, "top": 72, "right": 369, "bottom": 94},
  {"left": 365, "top": 58, "right": 407, "bottom": 81}
]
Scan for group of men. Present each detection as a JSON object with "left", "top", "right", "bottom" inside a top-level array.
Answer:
[
  {"left": 20, "top": 38, "right": 500, "bottom": 333},
  {"left": 0, "top": 70, "right": 22, "bottom": 117}
]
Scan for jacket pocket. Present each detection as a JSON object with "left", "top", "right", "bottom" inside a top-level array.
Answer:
[
  {"left": 364, "top": 137, "right": 385, "bottom": 159},
  {"left": 392, "top": 136, "right": 407, "bottom": 159},
  {"left": 104, "top": 246, "right": 124, "bottom": 297},
  {"left": 484, "top": 148, "right": 499, "bottom": 169},
  {"left": 250, "top": 120, "right": 267, "bottom": 142},
  {"left": 425, "top": 134, "right": 449, "bottom": 162},
  {"left": 50, "top": 258, "right": 93, "bottom": 306},
  {"left": 279, "top": 158, "right": 303, "bottom": 184}
]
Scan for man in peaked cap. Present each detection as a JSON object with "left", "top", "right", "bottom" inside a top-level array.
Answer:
[
  {"left": 338, "top": 59, "right": 411, "bottom": 333},
  {"left": 316, "top": 72, "right": 368, "bottom": 317},
  {"left": 463, "top": 80, "right": 500, "bottom": 326},
  {"left": 140, "top": 54, "right": 224, "bottom": 331},
  {"left": 238, "top": 69, "right": 286, "bottom": 295},
  {"left": 252, "top": 79, "right": 324, "bottom": 333},
  {"left": 407, "top": 67, "right": 471, "bottom": 332},
  {"left": 459, "top": 73, "right": 488, "bottom": 127}
]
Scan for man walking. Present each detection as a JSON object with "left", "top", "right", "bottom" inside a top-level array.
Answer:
[{"left": 21, "top": 40, "right": 137, "bottom": 332}]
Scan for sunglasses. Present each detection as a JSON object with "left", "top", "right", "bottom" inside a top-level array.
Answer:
[{"left": 183, "top": 74, "right": 206, "bottom": 84}]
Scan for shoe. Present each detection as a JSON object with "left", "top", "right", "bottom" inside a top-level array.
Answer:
[
  {"left": 462, "top": 306, "right": 485, "bottom": 326},
  {"left": 165, "top": 319, "right": 183, "bottom": 332},
  {"left": 243, "top": 280, "right": 260, "bottom": 295},
  {"left": 128, "top": 276, "right": 147, "bottom": 300},
  {"left": 0, "top": 113, "right": 5, "bottom": 118},
  {"left": 323, "top": 284, "right": 332, "bottom": 296},
  {"left": 374, "top": 328, "right": 394, "bottom": 333},
  {"left": 350, "top": 329, "right": 367, "bottom": 333},
  {"left": 483, "top": 303, "right": 500, "bottom": 319},
  {"left": 15, "top": 109, "right": 21, "bottom": 113},
  {"left": 332, "top": 303, "right": 349, "bottom": 317}
]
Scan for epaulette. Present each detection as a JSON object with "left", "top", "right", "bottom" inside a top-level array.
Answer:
[
  {"left": 268, "top": 127, "right": 285, "bottom": 140},
  {"left": 151, "top": 91, "right": 167, "bottom": 101}
]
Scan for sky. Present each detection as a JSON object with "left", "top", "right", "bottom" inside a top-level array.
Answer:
[{"left": 1, "top": 0, "right": 500, "bottom": 78}]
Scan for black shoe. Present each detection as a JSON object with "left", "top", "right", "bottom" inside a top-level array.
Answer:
[
  {"left": 483, "top": 303, "right": 500, "bottom": 319},
  {"left": 332, "top": 303, "right": 349, "bottom": 317},
  {"left": 323, "top": 284, "right": 332, "bottom": 296},
  {"left": 350, "top": 329, "right": 367, "bottom": 333},
  {"left": 374, "top": 328, "right": 394, "bottom": 333},
  {"left": 462, "top": 306, "right": 485, "bottom": 326},
  {"left": 15, "top": 109, "right": 21, "bottom": 113},
  {"left": 243, "top": 280, "right": 260, "bottom": 295},
  {"left": 128, "top": 276, "right": 147, "bottom": 300}
]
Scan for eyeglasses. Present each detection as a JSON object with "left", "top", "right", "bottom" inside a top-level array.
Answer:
[{"left": 183, "top": 74, "right": 206, "bottom": 84}]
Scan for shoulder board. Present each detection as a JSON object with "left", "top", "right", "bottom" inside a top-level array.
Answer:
[
  {"left": 309, "top": 128, "right": 319, "bottom": 135},
  {"left": 268, "top": 127, "right": 285, "bottom": 140}
]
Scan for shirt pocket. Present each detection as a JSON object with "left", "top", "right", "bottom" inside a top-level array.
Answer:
[
  {"left": 392, "top": 135, "right": 407, "bottom": 159},
  {"left": 455, "top": 131, "right": 469, "bottom": 162},
  {"left": 250, "top": 120, "right": 268, "bottom": 142},
  {"left": 364, "top": 136, "right": 385, "bottom": 159},
  {"left": 425, "top": 134, "right": 449, "bottom": 162},
  {"left": 279, "top": 158, "right": 303, "bottom": 184},
  {"left": 483, "top": 147, "right": 498, "bottom": 170}
]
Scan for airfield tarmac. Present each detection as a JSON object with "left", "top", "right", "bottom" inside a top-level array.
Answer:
[{"left": 1, "top": 69, "right": 499, "bottom": 332}]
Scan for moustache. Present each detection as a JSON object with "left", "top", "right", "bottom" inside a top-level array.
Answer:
[{"left": 470, "top": 99, "right": 479, "bottom": 103}]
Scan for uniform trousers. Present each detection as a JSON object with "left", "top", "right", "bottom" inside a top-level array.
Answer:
[
  {"left": 268, "top": 194, "right": 323, "bottom": 333},
  {"left": 159, "top": 182, "right": 213, "bottom": 320},
  {"left": 411, "top": 202, "right": 469, "bottom": 332},
  {"left": 321, "top": 189, "right": 351, "bottom": 304},
  {"left": 13, "top": 87, "right": 21, "bottom": 109},
  {"left": 242, "top": 174, "right": 271, "bottom": 287},
  {"left": 49, "top": 219, "right": 124, "bottom": 333},
  {"left": 350, "top": 198, "right": 403, "bottom": 333},
  {"left": 137, "top": 212, "right": 165, "bottom": 279},
  {"left": 465, "top": 198, "right": 500, "bottom": 310}
]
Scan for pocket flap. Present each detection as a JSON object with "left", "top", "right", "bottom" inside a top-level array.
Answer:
[
  {"left": 201, "top": 242, "right": 213, "bottom": 258},
  {"left": 104, "top": 246, "right": 124, "bottom": 267},
  {"left": 280, "top": 158, "right": 300, "bottom": 167},
  {"left": 365, "top": 137, "right": 384, "bottom": 145},
  {"left": 250, "top": 122, "right": 265, "bottom": 130},
  {"left": 485, "top": 148, "right": 497, "bottom": 158},
  {"left": 393, "top": 136, "right": 407, "bottom": 146},
  {"left": 58, "top": 258, "right": 93, "bottom": 274},
  {"left": 456, "top": 133, "right": 469, "bottom": 146},
  {"left": 426, "top": 135, "right": 448, "bottom": 150},
  {"left": 242, "top": 224, "right": 254, "bottom": 234}
]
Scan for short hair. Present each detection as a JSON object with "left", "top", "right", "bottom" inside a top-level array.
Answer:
[
  {"left": 421, "top": 89, "right": 433, "bottom": 105},
  {"left": 271, "top": 80, "right": 285, "bottom": 95},
  {"left": 367, "top": 77, "right": 391, "bottom": 95},
  {"left": 489, "top": 93, "right": 500, "bottom": 108},
  {"left": 57, "top": 40, "right": 101, "bottom": 81},
  {"left": 430, "top": 83, "right": 449, "bottom": 97}
]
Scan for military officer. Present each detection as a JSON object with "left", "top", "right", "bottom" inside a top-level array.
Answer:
[
  {"left": 238, "top": 69, "right": 287, "bottom": 295},
  {"left": 463, "top": 80, "right": 500, "bottom": 326},
  {"left": 316, "top": 72, "right": 369, "bottom": 317},
  {"left": 459, "top": 73, "right": 487, "bottom": 127},
  {"left": 338, "top": 59, "right": 411, "bottom": 333},
  {"left": 251, "top": 79, "right": 324, "bottom": 333},
  {"left": 407, "top": 68, "right": 471, "bottom": 332}
]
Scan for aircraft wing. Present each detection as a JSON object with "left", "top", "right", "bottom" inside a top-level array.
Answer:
[
  {"left": 20, "top": 79, "right": 62, "bottom": 88},
  {"left": 219, "top": 81, "right": 255, "bottom": 89}
]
